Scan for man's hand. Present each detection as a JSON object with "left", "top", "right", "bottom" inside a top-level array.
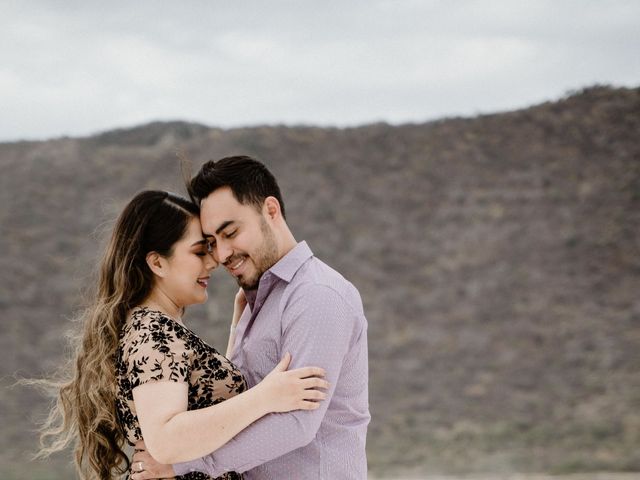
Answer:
[{"left": 130, "top": 440, "right": 176, "bottom": 480}]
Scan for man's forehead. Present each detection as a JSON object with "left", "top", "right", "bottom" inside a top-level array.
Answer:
[
  {"left": 201, "top": 187, "right": 238, "bottom": 209},
  {"left": 201, "top": 191, "right": 236, "bottom": 218},
  {"left": 200, "top": 213, "right": 235, "bottom": 236},
  {"left": 200, "top": 200, "right": 248, "bottom": 236}
]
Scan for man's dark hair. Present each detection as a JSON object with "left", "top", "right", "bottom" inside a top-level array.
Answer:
[{"left": 187, "top": 155, "right": 286, "bottom": 219}]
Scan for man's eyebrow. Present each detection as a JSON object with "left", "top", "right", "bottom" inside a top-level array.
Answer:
[{"left": 215, "top": 220, "right": 235, "bottom": 235}]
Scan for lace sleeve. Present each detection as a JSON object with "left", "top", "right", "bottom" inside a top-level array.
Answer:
[{"left": 124, "top": 316, "right": 192, "bottom": 388}]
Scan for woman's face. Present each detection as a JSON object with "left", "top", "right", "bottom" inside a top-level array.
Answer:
[{"left": 158, "top": 216, "right": 217, "bottom": 308}]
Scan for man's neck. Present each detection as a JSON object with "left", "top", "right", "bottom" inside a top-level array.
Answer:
[{"left": 276, "top": 230, "right": 297, "bottom": 260}]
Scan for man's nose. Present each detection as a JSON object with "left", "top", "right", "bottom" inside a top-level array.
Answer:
[{"left": 216, "top": 241, "right": 233, "bottom": 265}]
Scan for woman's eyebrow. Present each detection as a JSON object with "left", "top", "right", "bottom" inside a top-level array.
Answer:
[{"left": 190, "top": 239, "right": 207, "bottom": 247}]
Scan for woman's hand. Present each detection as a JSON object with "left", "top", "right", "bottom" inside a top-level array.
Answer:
[
  {"left": 255, "top": 352, "right": 330, "bottom": 413},
  {"left": 232, "top": 288, "right": 247, "bottom": 327}
]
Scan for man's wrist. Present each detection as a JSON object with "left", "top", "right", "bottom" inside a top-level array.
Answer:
[{"left": 173, "top": 457, "right": 207, "bottom": 477}]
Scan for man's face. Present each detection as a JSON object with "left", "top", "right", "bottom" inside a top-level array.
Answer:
[{"left": 200, "top": 187, "right": 279, "bottom": 290}]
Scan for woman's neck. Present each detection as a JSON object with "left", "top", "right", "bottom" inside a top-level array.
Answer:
[{"left": 140, "top": 289, "right": 183, "bottom": 322}]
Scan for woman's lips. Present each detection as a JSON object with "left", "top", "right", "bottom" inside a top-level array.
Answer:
[{"left": 196, "top": 277, "right": 209, "bottom": 287}]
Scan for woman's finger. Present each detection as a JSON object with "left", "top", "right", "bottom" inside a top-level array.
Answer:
[
  {"left": 131, "top": 474, "right": 152, "bottom": 480},
  {"left": 132, "top": 449, "right": 149, "bottom": 462},
  {"left": 301, "top": 377, "right": 330, "bottom": 390},
  {"left": 303, "top": 389, "right": 327, "bottom": 401},
  {"left": 299, "top": 400, "right": 321, "bottom": 410},
  {"left": 290, "top": 366, "right": 325, "bottom": 379}
]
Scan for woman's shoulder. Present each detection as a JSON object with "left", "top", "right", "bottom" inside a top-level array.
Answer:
[
  {"left": 119, "top": 308, "right": 195, "bottom": 369},
  {"left": 129, "top": 306, "right": 173, "bottom": 325},
  {"left": 124, "top": 307, "right": 213, "bottom": 352},
  {"left": 127, "top": 307, "right": 190, "bottom": 334},
  {"left": 118, "top": 308, "right": 196, "bottom": 387},
  {"left": 121, "top": 307, "right": 184, "bottom": 348}
]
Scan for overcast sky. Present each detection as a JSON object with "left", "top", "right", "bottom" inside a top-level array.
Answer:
[{"left": 1, "top": 0, "right": 639, "bottom": 142}]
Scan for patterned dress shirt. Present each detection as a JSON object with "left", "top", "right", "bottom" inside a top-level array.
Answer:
[{"left": 174, "top": 241, "right": 370, "bottom": 479}]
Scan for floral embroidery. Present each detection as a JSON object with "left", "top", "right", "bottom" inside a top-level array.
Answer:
[{"left": 116, "top": 307, "right": 246, "bottom": 480}]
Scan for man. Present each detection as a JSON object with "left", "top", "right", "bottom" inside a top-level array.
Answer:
[{"left": 133, "top": 155, "right": 370, "bottom": 479}]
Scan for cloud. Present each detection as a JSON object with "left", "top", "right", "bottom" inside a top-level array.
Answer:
[{"left": 0, "top": 0, "right": 638, "bottom": 140}]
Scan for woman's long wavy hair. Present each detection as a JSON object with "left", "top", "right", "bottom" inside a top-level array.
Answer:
[{"left": 33, "top": 190, "right": 199, "bottom": 479}]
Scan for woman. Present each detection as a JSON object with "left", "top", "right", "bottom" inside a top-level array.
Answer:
[{"left": 36, "top": 191, "right": 328, "bottom": 480}]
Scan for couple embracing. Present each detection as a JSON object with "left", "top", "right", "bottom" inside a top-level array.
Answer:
[{"left": 39, "top": 156, "right": 370, "bottom": 480}]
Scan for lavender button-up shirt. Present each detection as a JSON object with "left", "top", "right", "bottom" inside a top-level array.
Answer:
[{"left": 174, "top": 241, "right": 370, "bottom": 479}]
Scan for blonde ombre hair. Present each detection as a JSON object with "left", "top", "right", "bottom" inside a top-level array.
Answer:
[{"left": 33, "top": 190, "right": 199, "bottom": 479}]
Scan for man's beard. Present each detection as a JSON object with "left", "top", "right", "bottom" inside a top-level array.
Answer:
[{"left": 238, "top": 217, "right": 279, "bottom": 290}]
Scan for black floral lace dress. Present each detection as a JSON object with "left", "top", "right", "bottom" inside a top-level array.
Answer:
[{"left": 116, "top": 307, "right": 247, "bottom": 480}]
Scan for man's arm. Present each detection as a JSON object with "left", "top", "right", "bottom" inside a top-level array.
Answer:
[{"left": 174, "top": 283, "right": 362, "bottom": 477}]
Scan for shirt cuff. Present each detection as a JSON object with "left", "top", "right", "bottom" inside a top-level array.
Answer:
[{"left": 173, "top": 457, "right": 209, "bottom": 477}]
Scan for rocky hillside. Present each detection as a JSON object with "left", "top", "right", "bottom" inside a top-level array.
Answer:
[{"left": 1, "top": 86, "right": 638, "bottom": 479}]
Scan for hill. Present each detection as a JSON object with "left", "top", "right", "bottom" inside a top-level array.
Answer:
[{"left": 1, "top": 86, "right": 639, "bottom": 479}]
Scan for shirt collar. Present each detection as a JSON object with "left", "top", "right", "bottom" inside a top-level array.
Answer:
[{"left": 268, "top": 241, "right": 313, "bottom": 283}]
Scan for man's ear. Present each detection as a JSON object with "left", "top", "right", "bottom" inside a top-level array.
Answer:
[
  {"left": 263, "top": 196, "right": 281, "bottom": 220},
  {"left": 146, "top": 252, "right": 166, "bottom": 277}
]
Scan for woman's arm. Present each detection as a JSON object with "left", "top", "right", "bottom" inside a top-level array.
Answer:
[
  {"left": 226, "top": 288, "right": 246, "bottom": 357},
  {"left": 133, "top": 353, "right": 328, "bottom": 465}
]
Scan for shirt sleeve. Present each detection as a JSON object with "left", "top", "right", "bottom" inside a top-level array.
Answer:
[
  {"left": 125, "top": 318, "right": 191, "bottom": 388},
  {"left": 173, "top": 283, "right": 361, "bottom": 477}
]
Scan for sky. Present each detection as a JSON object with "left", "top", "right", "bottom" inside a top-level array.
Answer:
[{"left": 1, "top": 0, "right": 639, "bottom": 142}]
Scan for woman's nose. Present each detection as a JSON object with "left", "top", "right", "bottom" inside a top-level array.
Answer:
[{"left": 205, "top": 252, "right": 218, "bottom": 270}]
